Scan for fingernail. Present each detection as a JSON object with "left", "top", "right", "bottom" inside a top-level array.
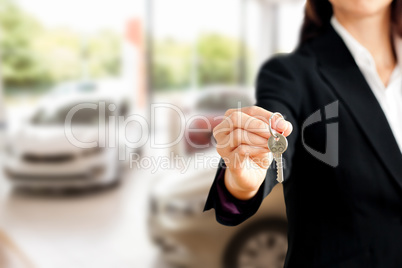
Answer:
[{"left": 277, "top": 119, "right": 286, "bottom": 130}]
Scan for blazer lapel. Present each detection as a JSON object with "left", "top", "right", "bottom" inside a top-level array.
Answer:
[{"left": 311, "top": 26, "right": 402, "bottom": 188}]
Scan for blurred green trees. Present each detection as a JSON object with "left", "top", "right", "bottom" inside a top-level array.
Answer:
[
  {"left": 0, "top": 0, "right": 121, "bottom": 92},
  {"left": 0, "top": 0, "right": 46, "bottom": 87},
  {"left": 0, "top": 0, "right": 246, "bottom": 93},
  {"left": 152, "top": 33, "right": 244, "bottom": 91},
  {"left": 152, "top": 38, "right": 191, "bottom": 90},
  {"left": 197, "top": 33, "right": 239, "bottom": 85}
]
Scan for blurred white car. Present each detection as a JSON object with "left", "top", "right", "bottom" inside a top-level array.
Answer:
[
  {"left": 3, "top": 80, "right": 138, "bottom": 190},
  {"left": 0, "top": 87, "right": 5, "bottom": 151},
  {"left": 0, "top": 113, "right": 5, "bottom": 152}
]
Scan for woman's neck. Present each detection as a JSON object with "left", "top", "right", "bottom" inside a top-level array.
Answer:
[{"left": 333, "top": 7, "right": 396, "bottom": 85}]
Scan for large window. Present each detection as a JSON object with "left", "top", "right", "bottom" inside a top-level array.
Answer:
[
  {"left": 150, "top": 0, "right": 304, "bottom": 92},
  {"left": 151, "top": 0, "right": 250, "bottom": 91}
]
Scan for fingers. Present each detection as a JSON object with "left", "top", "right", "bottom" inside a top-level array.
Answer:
[
  {"left": 219, "top": 106, "right": 293, "bottom": 138},
  {"left": 227, "top": 106, "right": 292, "bottom": 135},
  {"left": 218, "top": 111, "right": 271, "bottom": 139},
  {"left": 221, "top": 129, "right": 269, "bottom": 151},
  {"left": 214, "top": 106, "right": 294, "bottom": 162},
  {"left": 282, "top": 120, "right": 293, "bottom": 136},
  {"left": 225, "top": 106, "right": 271, "bottom": 121},
  {"left": 273, "top": 117, "right": 293, "bottom": 136},
  {"left": 216, "top": 129, "right": 271, "bottom": 165}
]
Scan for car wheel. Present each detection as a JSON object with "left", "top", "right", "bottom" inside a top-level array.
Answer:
[{"left": 223, "top": 219, "right": 288, "bottom": 268}]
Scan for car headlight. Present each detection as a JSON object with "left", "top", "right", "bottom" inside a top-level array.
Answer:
[{"left": 164, "top": 197, "right": 206, "bottom": 218}]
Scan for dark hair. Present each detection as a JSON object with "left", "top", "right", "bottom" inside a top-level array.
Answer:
[{"left": 300, "top": 0, "right": 402, "bottom": 44}]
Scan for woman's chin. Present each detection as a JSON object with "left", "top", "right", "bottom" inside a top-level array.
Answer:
[{"left": 332, "top": 0, "right": 392, "bottom": 19}]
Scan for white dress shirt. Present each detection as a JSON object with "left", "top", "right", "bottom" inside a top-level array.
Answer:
[{"left": 331, "top": 17, "right": 402, "bottom": 153}]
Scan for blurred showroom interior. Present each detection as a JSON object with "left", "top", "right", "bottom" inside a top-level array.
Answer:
[{"left": 0, "top": 0, "right": 304, "bottom": 267}]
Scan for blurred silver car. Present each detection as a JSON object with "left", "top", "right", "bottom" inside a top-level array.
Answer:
[
  {"left": 3, "top": 80, "right": 136, "bottom": 190},
  {"left": 149, "top": 165, "right": 287, "bottom": 268}
]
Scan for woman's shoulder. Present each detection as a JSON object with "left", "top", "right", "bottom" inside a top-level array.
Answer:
[
  {"left": 257, "top": 43, "right": 316, "bottom": 83},
  {"left": 259, "top": 43, "right": 316, "bottom": 75}
]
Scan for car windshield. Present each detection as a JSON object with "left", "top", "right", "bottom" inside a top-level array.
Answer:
[{"left": 31, "top": 103, "right": 110, "bottom": 126}]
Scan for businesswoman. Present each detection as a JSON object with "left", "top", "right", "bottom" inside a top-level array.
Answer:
[{"left": 204, "top": 0, "right": 402, "bottom": 267}]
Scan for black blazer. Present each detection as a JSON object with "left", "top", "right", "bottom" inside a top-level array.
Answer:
[{"left": 204, "top": 25, "right": 402, "bottom": 267}]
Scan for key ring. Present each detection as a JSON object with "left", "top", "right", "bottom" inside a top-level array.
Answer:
[{"left": 268, "top": 112, "right": 284, "bottom": 138}]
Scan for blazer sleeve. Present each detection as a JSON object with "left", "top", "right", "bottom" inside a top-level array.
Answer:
[{"left": 203, "top": 55, "right": 302, "bottom": 226}]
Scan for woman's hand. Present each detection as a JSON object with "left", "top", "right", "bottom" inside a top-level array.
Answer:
[{"left": 213, "top": 106, "right": 293, "bottom": 200}]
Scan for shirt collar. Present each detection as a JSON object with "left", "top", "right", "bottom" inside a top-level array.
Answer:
[{"left": 330, "top": 16, "right": 402, "bottom": 76}]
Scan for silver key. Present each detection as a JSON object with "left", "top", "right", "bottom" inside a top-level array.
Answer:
[{"left": 268, "top": 133, "right": 288, "bottom": 183}]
